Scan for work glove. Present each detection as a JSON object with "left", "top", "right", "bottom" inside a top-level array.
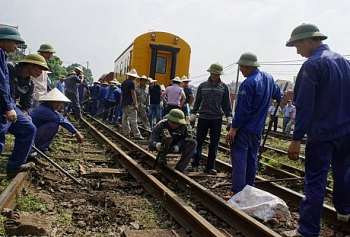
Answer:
[
  {"left": 156, "top": 142, "right": 164, "bottom": 152},
  {"left": 226, "top": 116, "right": 233, "bottom": 132},
  {"left": 189, "top": 114, "right": 196, "bottom": 123},
  {"left": 171, "top": 145, "right": 179, "bottom": 153},
  {"left": 6, "top": 109, "right": 17, "bottom": 123}
]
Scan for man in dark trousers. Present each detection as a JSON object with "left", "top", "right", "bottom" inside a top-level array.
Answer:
[
  {"left": 149, "top": 109, "right": 196, "bottom": 173},
  {"left": 286, "top": 23, "right": 350, "bottom": 236},
  {"left": 64, "top": 66, "right": 83, "bottom": 119}
]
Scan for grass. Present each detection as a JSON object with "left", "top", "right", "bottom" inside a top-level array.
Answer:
[{"left": 17, "top": 191, "right": 47, "bottom": 212}]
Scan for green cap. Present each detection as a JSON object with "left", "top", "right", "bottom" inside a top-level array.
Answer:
[
  {"left": 37, "top": 43, "right": 56, "bottom": 53},
  {"left": 165, "top": 109, "right": 186, "bottom": 124},
  {"left": 19, "top": 54, "right": 49, "bottom": 70},
  {"left": 286, "top": 23, "right": 327, "bottom": 47},
  {"left": 207, "top": 62, "right": 224, "bottom": 75},
  {"left": 237, "top": 52, "right": 260, "bottom": 67},
  {"left": 0, "top": 26, "right": 25, "bottom": 44}
]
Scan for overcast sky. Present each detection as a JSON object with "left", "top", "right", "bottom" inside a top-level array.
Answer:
[{"left": 3, "top": 0, "right": 350, "bottom": 85}]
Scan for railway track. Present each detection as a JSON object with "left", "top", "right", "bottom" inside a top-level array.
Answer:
[{"left": 0, "top": 116, "right": 348, "bottom": 236}]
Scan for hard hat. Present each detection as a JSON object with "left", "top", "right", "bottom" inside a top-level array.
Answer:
[
  {"left": 165, "top": 109, "right": 186, "bottom": 124},
  {"left": 207, "top": 62, "right": 224, "bottom": 75},
  {"left": 148, "top": 77, "right": 157, "bottom": 83},
  {"left": 37, "top": 43, "right": 56, "bottom": 53},
  {"left": 139, "top": 75, "right": 148, "bottom": 80},
  {"left": 19, "top": 54, "right": 49, "bottom": 70},
  {"left": 39, "top": 88, "right": 71, "bottom": 102},
  {"left": 286, "top": 23, "right": 327, "bottom": 47},
  {"left": 69, "top": 69, "right": 76, "bottom": 75},
  {"left": 0, "top": 26, "right": 25, "bottom": 44},
  {"left": 237, "top": 52, "right": 260, "bottom": 67},
  {"left": 125, "top": 69, "right": 140, "bottom": 78}
]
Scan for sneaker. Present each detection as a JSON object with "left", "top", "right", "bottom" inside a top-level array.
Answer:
[
  {"left": 203, "top": 169, "right": 217, "bottom": 175},
  {"left": 134, "top": 136, "right": 144, "bottom": 140},
  {"left": 7, "top": 162, "right": 36, "bottom": 179},
  {"left": 222, "top": 191, "right": 235, "bottom": 201},
  {"left": 43, "top": 150, "right": 51, "bottom": 156},
  {"left": 189, "top": 166, "right": 198, "bottom": 172},
  {"left": 337, "top": 213, "right": 350, "bottom": 222}
]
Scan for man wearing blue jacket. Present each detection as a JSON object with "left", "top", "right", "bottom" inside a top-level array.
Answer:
[
  {"left": 0, "top": 26, "right": 37, "bottom": 178},
  {"left": 286, "top": 23, "right": 350, "bottom": 236},
  {"left": 224, "top": 52, "right": 283, "bottom": 200}
]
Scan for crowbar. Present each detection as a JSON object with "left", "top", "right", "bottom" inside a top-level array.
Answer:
[{"left": 31, "top": 145, "right": 86, "bottom": 187}]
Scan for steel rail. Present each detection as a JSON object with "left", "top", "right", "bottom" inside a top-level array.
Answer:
[
  {"left": 85, "top": 116, "right": 282, "bottom": 237},
  {"left": 82, "top": 117, "right": 225, "bottom": 237}
]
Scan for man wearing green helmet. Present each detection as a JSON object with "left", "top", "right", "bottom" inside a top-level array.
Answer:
[
  {"left": 0, "top": 26, "right": 37, "bottom": 178},
  {"left": 189, "top": 62, "right": 232, "bottom": 175},
  {"left": 285, "top": 23, "right": 350, "bottom": 236},
  {"left": 8, "top": 54, "right": 49, "bottom": 115},
  {"left": 32, "top": 43, "right": 56, "bottom": 109},
  {"left": 224, "top": 52, "right": 282, "bottom": 200}
]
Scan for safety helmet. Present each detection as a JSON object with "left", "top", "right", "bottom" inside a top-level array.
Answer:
[
  {"left": 237, "top": 52, "right": 260, "bottom": 67},
  {"left": 125, "top": 69, "right": 140, "bottom": 78},
  {"left": 37, "top": 43, "right": 56, "bottom": 53},
  {"left": 207, "top": 62, "right": 224, "bottom": 75},
  {"left": 19, "top": 54, "right": 49, "bottom": 70},
  {"left": 75, "top": 65, "right": 84, "bottom": 73},
  {"left": 286, "top": 23, "right": 327, "bottom": 47},
  {"left": 0, "top": 26, "right": 25, "bottom": 44},
  {"left": 165, "top": 109, "right": 186, "bottom": 125}
]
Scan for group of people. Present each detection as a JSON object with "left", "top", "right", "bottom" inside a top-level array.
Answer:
[
  {"left": 0, "top": 26, "right": 84, "bottom": 178},
  {"left": 1, "top": 22, "right": 349, "bottom": 236}
]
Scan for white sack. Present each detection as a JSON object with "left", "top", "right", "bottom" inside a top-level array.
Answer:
[{"left": 227, "top": 185, "right": 290, "bottom": 221}]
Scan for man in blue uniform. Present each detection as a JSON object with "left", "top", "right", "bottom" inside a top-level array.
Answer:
[
  {"left": 64, "top": 66, "right": 84, "bottom": 119},
  {"left": 286, "top": 23, "right": 350, "bottom": 236},
  {"left": 0, "top": 26, "right": 37, "bottom": 178},
  {"left": 30, "top": 88, "right": 84, "bottom": 156},
  {"left": 224, "top": 52, "right": 282, "bottom": 200}
]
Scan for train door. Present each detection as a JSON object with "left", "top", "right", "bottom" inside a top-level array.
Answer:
[{"left": 149, "top": 44, "right": 180, "bottom": 87}]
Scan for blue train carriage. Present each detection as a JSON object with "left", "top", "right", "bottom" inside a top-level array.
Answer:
[{"left": 114, "top": 31, "right": 191, "bottom": 87}]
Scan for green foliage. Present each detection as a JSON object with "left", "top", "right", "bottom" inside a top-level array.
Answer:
[
  {"left": 7, "top": 51, "right": 25, "bottom": 62},
  {"left": 17, "top": 192, "right": 46, "bottom": 212},
  {"left": 65, "top": 63, "right": 94, "bottom": 85},
  {"left": 47, "top": 56, "right": 67, "bottom": 89}
]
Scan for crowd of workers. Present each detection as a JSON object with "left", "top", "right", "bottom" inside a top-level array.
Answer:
[{"left": 0, "top": 22, "right": 349, "bottom": 236}]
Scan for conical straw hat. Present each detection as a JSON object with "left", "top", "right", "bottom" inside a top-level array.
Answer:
[{"left": 39, "top": 88, "right": 71, "bottom": 102}]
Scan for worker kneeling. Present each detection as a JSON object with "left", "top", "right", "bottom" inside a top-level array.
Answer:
[
  {"left": 30, "top": 88, "right": 84, "bottom": 158},
  {"left": 149, "top": 109, "right": 197, "bottom": 173}
]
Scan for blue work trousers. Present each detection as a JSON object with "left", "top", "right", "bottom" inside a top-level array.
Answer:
[
  {"left": 35, "top": 122, "right": 59, "bottom": 152},
  {"left": 229, "top": 131, "right": 261, "bottom": 193},
  {"left": 192, "top": 117, "right": 222, "bottom": 170},
  {"left": 0, "top": 108, "right": 36, "bottom": 170},
  {"left": 298, "top": 133, "right": 350, "bottom": 237}
]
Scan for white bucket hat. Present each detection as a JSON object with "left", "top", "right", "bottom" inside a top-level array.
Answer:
[
  {"left": 75, "top": 65, "right": 84, "bottom": 73},
  {"left": 148, "top": 77, "right": 157, "bottom": 83},
  {"left": 171, "top": 76, "right": 182, "bottom": 83},
  {"left": 181, "top": 75, "right": 191, "bottom": 82},
  {"left": 110, "top": 79, "right": 121, "bottom": 85},
  {"left": 125, "top": 69, "right": 140, "bottom": 78},
  {"left": 39, "top": 88, "right": 71, "bottom": 102}
]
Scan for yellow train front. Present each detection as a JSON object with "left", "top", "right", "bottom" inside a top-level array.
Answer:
[{"left": 114, "top": 31, "right": 191, "bottom": 87}]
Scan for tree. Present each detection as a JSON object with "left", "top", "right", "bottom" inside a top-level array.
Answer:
[
  {"left": 65, "top": 63, "right": 93, "bottom": 85},
  {"left": 47, "top": 56, "right": 67, "bottom": 89}
]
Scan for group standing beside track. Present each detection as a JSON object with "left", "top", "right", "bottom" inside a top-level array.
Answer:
[{"left": 1, "top": 22, "right": 350, "bottom": 237}]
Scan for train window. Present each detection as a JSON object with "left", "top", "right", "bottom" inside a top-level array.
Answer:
[
  {"left": 120, "top": 62, "right": 123, "bottom": 75},
  {"left": 156, "top": 56, "right": 166, "bottom": 74},
  {"left": 115, "top": 66, "right": 118, "bottom": 77}
]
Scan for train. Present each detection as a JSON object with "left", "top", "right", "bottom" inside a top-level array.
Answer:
[{"left": 113, "top": 31, "right": 191, "bottom": 87}]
